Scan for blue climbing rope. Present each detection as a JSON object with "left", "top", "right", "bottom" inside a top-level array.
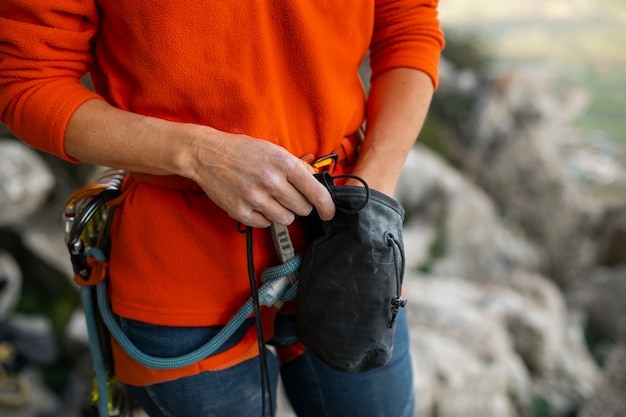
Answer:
[
  {"left": 82, "top": 286, "right": 112, "bottom": 417},
  {"left": 87, "top": 253, "right": 301, "bottom": 369}
]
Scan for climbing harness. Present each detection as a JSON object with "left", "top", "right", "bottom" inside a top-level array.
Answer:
[
  {"left": 65, "top": 169, "right": 301, "bottom": 417},
  {"left": 63, "top": 128, "right": 403, "bottom": 416}
]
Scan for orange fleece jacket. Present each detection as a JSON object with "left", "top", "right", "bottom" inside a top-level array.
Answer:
[{"left": 0, "top": 0, "right": 444, "bottom": 384}]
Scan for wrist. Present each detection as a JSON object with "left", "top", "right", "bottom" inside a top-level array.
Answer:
[{"left": 171, "top": 122, "right": 227, "bottom": 184}]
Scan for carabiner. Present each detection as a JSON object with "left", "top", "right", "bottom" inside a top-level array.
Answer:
[{"left": 301, "top": 153, "right": 338, "bottom": 174}]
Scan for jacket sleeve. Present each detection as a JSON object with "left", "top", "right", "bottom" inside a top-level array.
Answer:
[
  {"left": 370, "top": 0, "right": 445, "bottom": 88},
  {"left": 0, "top": 0, "right": 103, "bottom": 161}
]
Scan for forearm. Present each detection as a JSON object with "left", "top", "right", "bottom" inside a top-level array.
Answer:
[
  {"left": 351, "top": 67, "right": 434, "bottom": 196},
  {"left": 64, "top": 99, "right": 203, "bottom": 177}
]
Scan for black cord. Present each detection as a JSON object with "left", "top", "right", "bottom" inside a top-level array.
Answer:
[
  {"left": 238, "top": 224, "right": 274, "bottom": 417},
  {"left": 386, "top": 233, "right": 407, "bottom": 327},
  {"left": 314, "top": 172, "right": 370, "bottom": 215}
]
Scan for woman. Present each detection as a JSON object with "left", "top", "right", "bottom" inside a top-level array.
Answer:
[{"left": 0, "top": 1, "right": 444, "bottom": 416}]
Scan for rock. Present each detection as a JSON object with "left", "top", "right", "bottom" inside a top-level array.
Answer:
[
  {"left": 434, "top": 61, "right": 604, "bottom": 287},
  {"left": 397, "top": 145, "right": 544, "bottom": 280},
  {"left": 0, "top": 366, "right": 59, "bottom": 417},
  {"left": 0, "top": 252, "right": 21, "bottom": 317},
  {"left": 579, "top": 344, "right": 626, "bottom": 417},
  {"left": 15, "top": 161, "right": 112, "bottom": 280},
  {"left": 17, "top": 206, "right": 74, "bottom": 279},
  {"left": 64, "top": 309, "right": 90, "bottom": 346},
  {"left": 567, "top": 265, "right": 626, "bottom": 344},
  {"left": 404, "top": 275, "right": 530, "bottom": 416},
  {"left": 596, "top": 206, "right": 626, "bottom": 266},
  {"left": 0, "top": 139, "right": 55, "bottom": 226},
  {"left": 0, "top": 313, "right": 57, "bottom": 365},
  {"left": 404, "top": 271, "right": 601, "bottom": 417}
]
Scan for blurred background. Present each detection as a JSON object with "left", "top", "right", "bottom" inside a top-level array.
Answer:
[{"left": 1, "top": 1, "right": 625, "bottom": 416}]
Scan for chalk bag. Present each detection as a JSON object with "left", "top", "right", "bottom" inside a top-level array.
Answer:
[{"left": 295, "top": 172, "right": 407, "bottom": 373}]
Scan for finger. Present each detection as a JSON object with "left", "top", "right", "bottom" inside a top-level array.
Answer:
[
  {"left": 275, "top": 188, "right": 314, "bottom": 218},
  {"left": 257, "top": 157, "right": 315, "bottom": 218},
  {"left": 286, "top": 164, "right": 335, "bottom": 221},
  {"left": 310, "top": 186, "right": 335, "bottom": 221},
  {"left": 244, "top": 189, "right": 297, "bottom": 226},
  {"left": 298, "top": 158, "right": 316, "bottom": 174},
  {"left": 263, "top": 204, "right": 296, "bottom": 226},
  {"left": 236, "top": 210, "right": 273, "bottom": 229}
]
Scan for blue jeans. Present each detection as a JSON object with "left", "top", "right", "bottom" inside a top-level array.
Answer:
[{"left": 121, "top": 309, "right": 414, "bottom": 417}]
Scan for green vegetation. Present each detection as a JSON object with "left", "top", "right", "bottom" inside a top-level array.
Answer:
[
  {"left": 17, "top": 268, "right": 78, "bottom": 336},
  {"left": 490, "top": 21, "right": 626, "bottom": 143},
  {"left": 531, "top": 395, "right": 558, "bottom": 417},
  {"left": 439, "top": 0, "right": 626, "bottom": 145},
  {"left": 440, "top": 30, "right": 493, "bottom": 72},
  {"left": 575, "top": 69, "right": 626, "bottom": 143}
]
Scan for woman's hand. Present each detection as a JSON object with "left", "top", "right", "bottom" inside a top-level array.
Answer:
[{"left": 184, "top": 127, "right": 335, "bottom": 228}]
